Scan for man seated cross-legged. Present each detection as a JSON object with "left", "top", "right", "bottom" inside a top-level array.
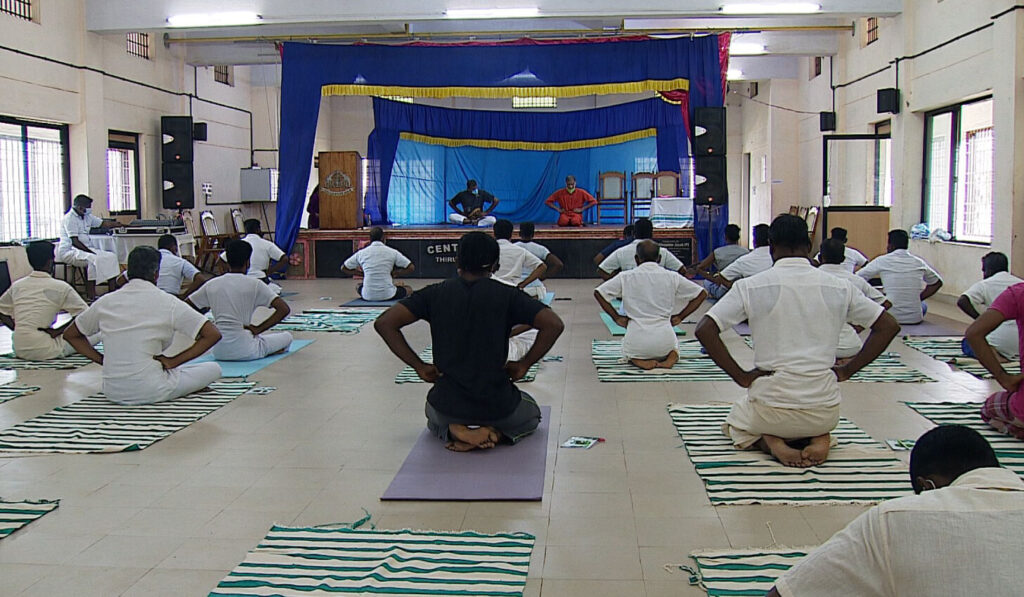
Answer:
[
  {"left": 965, "top": 280, "right": 1024, "bottom": 439},
  {"left": 341, "top": 227, "right": 415, "bottom": 302},
  {"left": 375, "top": 232, "right": 565, "bottom": 452},
  {"left": 595, "top": 240, "right": 707, "bottom": 369},
  {"left": 818, "top": 238, "right": 892, "bottom": 361},
  {"left": 63, "top": 246, "right": 223, "bottom": 405},
  {"left": 695, "top": 215, "right": 900, "bottom": 467},
  {"left": 188, "top": 240, "right": 293, "bottom": 362}
]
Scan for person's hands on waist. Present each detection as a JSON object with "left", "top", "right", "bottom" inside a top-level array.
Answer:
[{"left": 737, "top": 368, "right": 772, "bottom": 388}]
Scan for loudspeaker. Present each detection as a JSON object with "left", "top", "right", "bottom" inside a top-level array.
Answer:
[
  {"left": 161, "top": 116, "right": 193, "bottom": 163},
  {"left": 694, "top": 155, "right": 728, "bottom": 206},
  {"left": 820, "top": 111, "right": 837, "bottom": 132},
  {"left": 192, "top": 122, "right": 208, "bottom": 142},
  {"left": 877, "top": 88, "right": 900, "bottom": 114},
  {"left": 161, "top": 162, "right": 194, "bottom": 209},
  {"left": 693, "top": 107, "right": 726, "bottom": 156}
]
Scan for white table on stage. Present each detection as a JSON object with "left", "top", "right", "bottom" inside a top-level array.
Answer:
[
  {"left": 84, "top": 233, "right": 196, "bottom": 264},
  {"left": 650, "top": 197, "right": 694, "bottom": 228}
]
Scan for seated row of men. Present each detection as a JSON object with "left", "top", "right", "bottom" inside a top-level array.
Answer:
[{"left": 0, "top": 240, "right": 292, "bottom": 405}]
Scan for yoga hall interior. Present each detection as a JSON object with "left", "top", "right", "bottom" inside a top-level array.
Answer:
[{"left": 0, "top": 1, "right": 1022, "bottom": 595}]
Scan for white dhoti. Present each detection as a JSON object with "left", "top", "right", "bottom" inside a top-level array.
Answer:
[
  {"left": 449, "top": 213, "right": 497, "bottom": 227},
  {"left": 213, "top": 331, "right": 294, "bottom": 361},
  {"left": 508, "top": 329, "right": 538, "bottom": 362},
  {"left": 622, "top": 324, "right": 677, "bottom": 360},
  {"left": 57, "top": 247, "right": 120, "bottom": 282},
  {"left": 104, "top": 361, "right": 223, "bottom": 405},
  {"left": 723, "top": 396, "right": 841, "bottom": 449}
]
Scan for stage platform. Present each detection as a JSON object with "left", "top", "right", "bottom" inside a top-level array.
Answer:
[{"left": 288, "top": 225, "right": 696, "bottom": 279}]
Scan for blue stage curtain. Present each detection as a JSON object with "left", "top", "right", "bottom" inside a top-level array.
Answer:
[{"left": 275, "top": 35, "right": 725, "bottom": 250}]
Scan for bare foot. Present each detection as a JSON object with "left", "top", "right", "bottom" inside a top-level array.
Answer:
[
  {"left": 656, "top": 350, "right": 679, "bottom": 369},
  {"left": 631, "top": 358, "right": 658, "bottom": 370},
  {"left": 446, "top": 440, "right": 477, "bottom": 452},
  {"left": 801, "top": 434, "right": 831, "bottom": 466},
  {"left": 761, "top": 435, "right": 810, "bottom": 468},
  {"left": 448, "top": 424, "right": 499, "bottom": 450}
]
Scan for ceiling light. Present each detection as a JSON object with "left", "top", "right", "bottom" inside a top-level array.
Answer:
[
  {"left": 721, "top": 3, "right": 821, "bottom": 14},
  {"left": 444, "top": 8, "right": 540, "bottom": 19},
  {"left": 726, "top": 68, "right": 745, "bottom": 80},
  {"left": 167, "top": 11, "right": 262, "bottom": 28},
  {"left": 729, "top": 42, "right": 767, "bottom": 55}
]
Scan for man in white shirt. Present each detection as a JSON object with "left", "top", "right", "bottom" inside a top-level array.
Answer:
[
  {"left": 341, "top": 227, "right": 415, "bottom": 301},
  {"left": 690, "top": 224, "right": 749, "bottom": 299},
  {"left": 517, "top": 222, "right": 564, "bottom": 297},
  {"left": 220, "top": 219, "right": 287, "bottom": 284},
  {"left": 857, "top": 229, "right": 943, "bottom": 324},
  {"left": 493, "top": 220, "right": 547, "bottom": 299},
  {"left": 769, "top": 424, "right": 1024, "bottom": 597},
  {"left": 814, "top": 227, "right": 868, "bottom": 273},
  {"left": 0, "top": 241, "right": 92, "bottom": 360},
  {"left": 710, "top": 223, "right": 772, "bottom": 290},
  {"left": 695, "top": 215, "right": 899, "bottom": 468},
  {"left": 155, "top": 234, "right": 208, "bottom": 297},
  {"left": 598, "top": 218, "right": 686, "bottom": 280},
  {"left": 56, "top": 194, "right": 120, "bottom": 299},
  {"left": 188, "top": 240, "right": 293, "bottom": 361},
  {"left": 819, "top": 238, "right": 892, "bottom": 359},
  {"left": 595, "top": 240, "right": 707, "bottom": 369},
  {"left": 958, "top": 251, "right": 1022, "bottom": 361},
  {"left": 64, "top": 246, "right": 222, "bottom": 405}
]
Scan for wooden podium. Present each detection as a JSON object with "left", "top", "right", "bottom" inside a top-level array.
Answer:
[{"left": 317, "top": 151, "right": 362, "bottom": 229}]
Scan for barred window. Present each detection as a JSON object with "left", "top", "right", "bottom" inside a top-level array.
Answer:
[
  {"left": 865, "top": 17, "right": 880, "bottom": 45},
  {"left": 214, "top": 65, "right": 234, "bottom": 86},
  {"left": 106, "top": 132, "right": 140, "bottom": 215},
  {"left": 512, "top": 96, "right": 557, "bottom": 109},
  {"left": 126, "top": 32, "right": 150, "bottom": 59},
  {"left": 0, "top": 0, "right": 32, "bottom": 21},
  {"left": 0, "top": 118, "right": 69, "bottom": 242}
]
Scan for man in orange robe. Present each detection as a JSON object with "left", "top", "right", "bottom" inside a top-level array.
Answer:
[{"left": 544, "top": 175, "right": 598, "bottom": 227}]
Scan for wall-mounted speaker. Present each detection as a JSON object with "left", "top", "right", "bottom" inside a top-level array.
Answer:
[
  {"left": 820, "top": 111, "right": 837, "bottom": 132},
  {"left": 161, "top": 116, "right": 194, "bottom": 163},
  {"left": 877, "top": 88, "right": 900, "bottom": 114},
  {"left": 694, "top": 155, "right": 728, "bottom": 207},
  {"left": 693, "top": 107, "right": 726, "bottom": 157},
  {"left": 192, "top": 122, "right": 208, "bottom": 142},
  {"left": 161, "top": 162, "right": 194, "bottom": 209}
]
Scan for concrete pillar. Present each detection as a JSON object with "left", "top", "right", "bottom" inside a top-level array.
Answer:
[{"left": 991, "top": 3, "right": 1024, "bottom": 271}]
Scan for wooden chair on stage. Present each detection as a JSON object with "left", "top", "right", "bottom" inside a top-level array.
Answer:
[
  {"left": 654, "top": 171, "right": 681, "bottom": 198},
  {"left": 230, "top": 208, "right": 246, "bottom": 238},
  {"left": 596, "top": 171, "right": 628, "bottom": 224},
  {"left": 630, "top": 172, "right": 655, "bottom": 222},
  {"left": 193, "top": 210, "right": 231, "bottom": 272}
]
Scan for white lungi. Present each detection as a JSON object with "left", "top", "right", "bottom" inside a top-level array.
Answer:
[
  {"left": 508, "top": 329, "right": 538, "bottom": 362},
  {"left": 57, "top": 247, "right": 120, "bottom": 283},
  {"left": 449, "top": 213, "right": 497, "bottom": 227},
  {"left": 213, "top": 331, "right": 293, "bottom": 361},
  {"left": 723, "top": 396, "right": 841, "bottom": 449},
  {"left": 522, "top": 283, "right": 547, "bottom": 301},
  {"left": 623, "top": 324, "right": 677, "bottom": 361},
  {"left": 105, "top": 361, "right": 222, "bottom": 405}
]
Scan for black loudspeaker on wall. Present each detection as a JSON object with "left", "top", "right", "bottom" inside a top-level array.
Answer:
[
  {"left": 161, "top": 116, "right": 193, "bottom": 163},
  {"left": 820, "top": 111, "right": 837, "bottom": 132},
  {"left": 161, "top": 115, "right": 195, "bottom": 209},
  {"left": 693, "top": 107, "right": 726, "bottom": 156},
  {"left": 877, "top": 88, "right": 900, "bottom": 114},
  {"left": 162, "top": 162, "right": 194, "bottom": 209},
  {"left": 694, "top": 156, "right": 728, "bottom": 207}
]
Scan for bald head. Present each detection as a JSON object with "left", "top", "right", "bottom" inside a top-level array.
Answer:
[{"left": 635, "top": 239, "right": 661, "bottom": 264}]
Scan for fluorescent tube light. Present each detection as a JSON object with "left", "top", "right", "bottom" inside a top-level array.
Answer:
[
  {"left": 445, "top": 8, "right": 540, "bottom": 19},
  {"left": 167, "top": 11, "right": 262, "bottom": 28},
  {"left": 721, "top": 3, "right": 821, "bottom": 14},
  {"left": 729, "top": 42, "right": 767, "bottom": 55},
  {"left": 726, "top": 68, "right": 745, "bottom": 80}
]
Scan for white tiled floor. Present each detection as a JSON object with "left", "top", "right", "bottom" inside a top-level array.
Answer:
[{"left": 0, "top": 278, "right": 993, "bottom": 596}]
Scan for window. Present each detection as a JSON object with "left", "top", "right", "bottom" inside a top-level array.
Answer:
[
  {"left": 811, "top": 57, "right": 823, "bottom": 79},
  {"left": 126, "top": 32, "right": 150, "bottom": 59},
  {"left": 512, "top": 96, "right": 557, "bottom": 109},
  {"left": 106, "top": 132, "right": 140, "bottom": 215},
  {"left": 214, "top": 65, "right": 234, "bottom": 86},
  {"left": 874, "top": 120, "right": 892, "bottom": 207},
  {"left": 0, "top": 118, "right": 70, "bottom": 242},
  {"left": 865, "top": 17, "right": 880, "bottom": 45},
  {"left": 0, "top": 0, "right": 32, "bottom": 20},
  {"left": 749, "top": 82, "right": 759, "bottom": 98},
  {"left": 923, "top": 97, "right": 994, "bottom": 243}
]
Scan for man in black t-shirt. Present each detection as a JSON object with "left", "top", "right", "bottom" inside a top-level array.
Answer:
[
  {"left": 375, "top": 232, "right": 564, "bottom": 452},
  {"left": 448, "top": 180, "right": 499, "bottom": 227}
]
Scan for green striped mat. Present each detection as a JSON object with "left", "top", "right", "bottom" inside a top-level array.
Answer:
[
  {"left": 396, "top": 346, "right": 538, "bottom": 384},
  {"left": 0, "top": 499, "right": 59, "bottom": 539},
  {"left": 210, "top": 525, "right": 536, "bottom": 596},
  {"left": 0, "top": 384, "right": 40, "bottom": 406},
  {"left": 276, "top": 308, "right": 384, "bottom": 334},
  {"left": 742, "top": 337, "right": 934, "bottom": 383},
  {"left": 903, "top": 336, "right": 1022, "bottom": 379},
  {"left": 593, "top": 339, "right": 731, "bottom": 382},
  {"left": 0, "top": 353, "right": 93, "bottom": 370},
  {"left": 690, "top": 548, "right": 808, "bottom": 596},
  {"left": 0, "top": 381, "right": 255, "bottom": 454},
  {"left": 669, "top": 403, "right": 911, "bottom": 505},
  {"left": 905, "top": 402, "right": 1024, "bottom": 477}
]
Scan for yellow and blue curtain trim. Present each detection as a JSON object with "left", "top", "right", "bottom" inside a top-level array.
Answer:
[
  {"left": 399, "top": 128, "right": 658, "bottom": 152},
  {"left": 322, "top": 80, "right": 690, "bottom": 99}
]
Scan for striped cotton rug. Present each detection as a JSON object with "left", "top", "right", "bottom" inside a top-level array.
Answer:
[
  {"left": 210, "top": 525, "right": 536, "bottom": 596},
  {"left": 0, "top": 353, "right": 93, "bottom": 370},
  {"left": 690, "top": 548, "right": 808, "bottom": 596},
  {"left": 0, "top": 384, "right": 40, "bottom": 406},
  {"left": 276, "top": 308, "right": 384, "bottom": 334},
  {"left": 0, "top": 499, "right": 59, "bottom": 538},
  {"left": 593, "top": 339, "right": 732, "bottom": 382},
  {"left": 668, "top": 403, "right": 911, "bottom": 505},
  {"left": 742, "top": 337, "right": 934, "bottom": 383},
  {"left": 903, "top": 336, "right": 1022, "bottom": 379},
  {"left": 0, "top": 381, "right": 255, "bottom": 454},
  {"left": 905, "top": 402, "right": 1024, "bottom": 476},
  {"left": 396, "top": 346, "right": 538, "bottom": 384}
]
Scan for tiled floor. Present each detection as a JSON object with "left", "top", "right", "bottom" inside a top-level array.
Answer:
[{"left": 0, "top": 278, "right": 993, "bottom": 596}]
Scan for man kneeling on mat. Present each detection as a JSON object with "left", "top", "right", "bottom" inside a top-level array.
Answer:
[
  {"left": 594, "top": 240, "right": 707, "bottom": 370},
  {"left": 695, "top": 215, "right": 899, "bottom": 468},
  {"left": 375, "top": 232, "right": 564, "bottom": 452}
]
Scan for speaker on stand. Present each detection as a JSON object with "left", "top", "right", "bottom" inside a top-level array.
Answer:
[
  {"left": 692, "top": 107, "right": 729, "bottom": 260},
  {"left": 161, "top": 116, "right": 195, "bottom": 210}
]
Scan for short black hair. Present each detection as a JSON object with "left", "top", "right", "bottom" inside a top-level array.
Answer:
[
  {"left": 519, "top": 222, "right": 536, "bottom": 240},
  {"left": 982, "top": 252, "right": 1009, "bottom": 276},
  {"left": 909, "top": 425, "right": 999, "bottom": 493},
  {"left": 633, "top": 218, "right": 653, "bottom": 240},
  {"left": 724, "top": 224, "right": 741, "bottom": 242},
  {"left": 369, "top": 227, "right": 384, "bottom": 242},
  {"left": 157, "top": 234, "right": 177, "bottom": 251},
  {"left": 73, "top": 194, "right": 93, "bottom": 207},
  {"left": 226, "top": 239, "right": 254, "bottom": 269},
  {"left": 127, "top": 245, "right": 161, "bottom": 282},
  {"left": 26, "top": 240, "right": 55, "bottom": 270},
  {"left": 244, "top": 219, "right": 262, "bottom": 234},
  {"left": 466, "top": 179, "right": 478, "bottom": 189},
  {"left": 493, "top": 219, "right": 514, "bottom": 240},
  {"left": 635, "top": 239, "right": 660, "bottom": 263},
  {"left": 830, "top": 227, "right": 849, "bottom": 242},
  {"left": 752, "top": 224, "right": 771, "bottom": 247},
  {"left": 623, "top": 224, "right": 634, "bottom": 238},
  {"left": 888, "top": 229, "right": 910, "bottom": 250},
  {"left": 457, "top": 231, "right": 500, "bottom": 274},
  {"left": 819, "top": 238, "right": 846, "bottom": 265},
  {"left": 768, "top": 215, "right": 810, "bottom": 251}
]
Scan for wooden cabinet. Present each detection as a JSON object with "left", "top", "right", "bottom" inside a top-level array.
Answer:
[{"left": 317, "top": 151, "right": 362, "bottom": 229}]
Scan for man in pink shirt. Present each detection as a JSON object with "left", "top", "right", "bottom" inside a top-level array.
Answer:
[{"left": 965, "top": 282, "right": 1024, "bottom": 438}]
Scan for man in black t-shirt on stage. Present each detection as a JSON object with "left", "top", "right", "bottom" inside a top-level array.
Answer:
[
  {"left": 448, "top": 180, "right": 499, "bottom": 227},
  {"left": 375, "top": 232, "right": 564, "bottom": 452}
]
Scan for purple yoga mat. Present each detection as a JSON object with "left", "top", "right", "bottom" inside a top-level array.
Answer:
[
  {"left": 897, "top": 317, "right": 966, "bottom": 337},
  {"left": 381, "top": 406, "right": 551, "bottom": 501}
]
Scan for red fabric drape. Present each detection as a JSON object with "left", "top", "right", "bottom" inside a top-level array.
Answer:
[{"left": 659, "top": 32, "right": 731, "bottom": 141}]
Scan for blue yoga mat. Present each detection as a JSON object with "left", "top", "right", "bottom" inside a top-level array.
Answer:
[
  {"left": 599, "top": 311, "right": 686, "bottom": 337},
  {"left": 191, "top": 339, "right": 314, "bottom": 378}
]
